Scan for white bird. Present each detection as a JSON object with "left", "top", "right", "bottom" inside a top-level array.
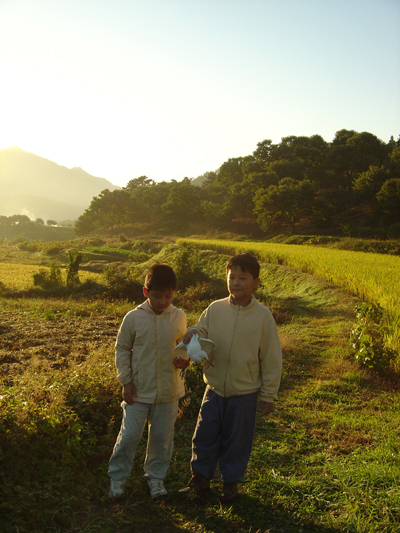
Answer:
[{"left": 186, "top": 334, "right": 210, "bottom": 364}]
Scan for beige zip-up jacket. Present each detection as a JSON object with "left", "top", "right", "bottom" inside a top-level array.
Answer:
[
  {"left": 115, "top": 301, "right": 187, "bottom": 404},
  {"left": 192, "top": 296, "right": 282, "bottom": 403}
]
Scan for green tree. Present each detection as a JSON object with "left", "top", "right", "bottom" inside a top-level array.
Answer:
[
  {"left": 389, "top": 145, "right": 400, "bottom": 163},
  {"left": 161, "top": 179, "right": 203, "bottom": 230},
  {"left": 254, "top": 178, "right": 317, "bottom": 234},
  {"left": 328, "top": 131, "right": 388, "bottom": 190},
  {"left": 268, "top": 159, "right": 305, "bottom": 181},
  {"left": 376, "top": 179, "right": 400, "bottom": 224},
  {"left": 9, "top": 215, "right": 31, "bottom": 226},
  {"left": 75, "top": 188, "right": 139, "bottom": 235},
  {"left": 124, "top": 176, "right": 154, "bottom": 191},
  {"left": 353, "top": 165, "right": 391, "bottom": 203}
]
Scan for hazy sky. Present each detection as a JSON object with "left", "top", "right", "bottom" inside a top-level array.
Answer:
[{"left": 1, "top": 0, "right": 399, "bottom": 187}]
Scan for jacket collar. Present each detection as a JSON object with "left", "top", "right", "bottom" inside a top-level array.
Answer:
[
  {"left": 228, "top": 295, "right": 256, "bottom": 310},
  {"left": 137, "top": 300, "right": 175, "bottom": 315}
]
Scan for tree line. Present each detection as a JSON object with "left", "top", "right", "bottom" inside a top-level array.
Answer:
[
  {"left": 74, "top": 129, "right": 400, "bottom": 238},
  {"left": 0, "top": 215, "right": 74, "bottom": 241}
]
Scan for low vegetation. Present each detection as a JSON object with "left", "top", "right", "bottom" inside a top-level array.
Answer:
[
  {"left": 1, "top": 240, "right": 399, "bottom": 532},
  {"left": 0, "top": 262, "right": 102, "bottom": 292}
]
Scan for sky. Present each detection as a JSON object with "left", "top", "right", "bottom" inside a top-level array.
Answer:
[{"left": 1, "top": 0, "right": 399, "bottom": 188}]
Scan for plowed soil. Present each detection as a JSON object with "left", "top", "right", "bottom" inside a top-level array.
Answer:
[{"left": 0, "top": 309, "right": 118, "bottom": 383}]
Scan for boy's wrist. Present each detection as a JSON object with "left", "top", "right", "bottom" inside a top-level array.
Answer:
[{"left": 183, "top": 327, "right": 200, "bottom": 344}]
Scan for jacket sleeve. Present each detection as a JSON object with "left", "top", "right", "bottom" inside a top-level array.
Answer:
[
  {"left": 259, "top": 311, "right": 282, "bottom": 402},
  {"left": 115, "top": 312, "right": 135, "bottom": 385},
  {"left": 179, "top": 310, "right": 187, "bottom": 343},
  {"left": 194, "top": 307, "right": 209, "bottom": 338}
]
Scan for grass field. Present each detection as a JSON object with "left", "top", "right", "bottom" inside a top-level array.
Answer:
[
  {"left": 1, "top": 241, "right": 400, "bottom": 532},
  {"left": 0, "top": 262, "right": 102, "bottom": 290},
  {"left": 178, "top": 238, "right": 400, "bottom": 356}
]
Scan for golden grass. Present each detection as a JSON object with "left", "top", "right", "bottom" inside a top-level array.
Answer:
[
  {"left": 178, "top": 238, "right": 400, "bottom": 352},
  {"left": 0, "top": 262, "right": 102, "bottom": 290}
]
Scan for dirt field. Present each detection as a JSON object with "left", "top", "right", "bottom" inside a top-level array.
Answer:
[{"left": 0, "top": 308, "right": 118, "bottom": 383}]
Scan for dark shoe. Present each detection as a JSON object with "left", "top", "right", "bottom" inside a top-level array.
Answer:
[
  {"left": 179, "top": 472, "right": 211, "bottom": 493},
  {"left": 220, "top": 482, "right": 238, "bottom": 503}
]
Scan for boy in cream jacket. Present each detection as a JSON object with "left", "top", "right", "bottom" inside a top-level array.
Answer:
[
  {"left": 108, "top": 264, "right": 187, "bottom": 499},
  {"left": 180, "top": 253, "right": 282, "bottom": 502}
]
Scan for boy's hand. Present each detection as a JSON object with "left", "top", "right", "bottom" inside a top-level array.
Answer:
[
  {"left": 183, "top": 328, "right": 199, "bottom": 344},
  {"left": 173, "top": 358, "right": 190, "bottom": 369},
  {"left": 122, "top": 382, "right": 136, "bottom": 404},
  {"left": 260, "top": 400, "right": 274, "bottom": 416}
]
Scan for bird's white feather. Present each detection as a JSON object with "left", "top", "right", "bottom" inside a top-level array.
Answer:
[{"left": 186, "top": 334, "right": 210, "bottom": 363}]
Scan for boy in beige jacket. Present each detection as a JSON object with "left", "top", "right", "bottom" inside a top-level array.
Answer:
[
  {"left": 180, "top": 253, "right": 282, "bottom": 502},
  {"left": 108, "top": 264, "right": 187, "bottom": 499}
]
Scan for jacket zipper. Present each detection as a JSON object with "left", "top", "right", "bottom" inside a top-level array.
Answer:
[{"left": 223, "top": 305, "right": 241, "bottom": 396}]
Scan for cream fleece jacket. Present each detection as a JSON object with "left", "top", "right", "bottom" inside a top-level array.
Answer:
[
  {"left": 115, "top": 301, "right": 187, "bottom": 404},
  {"left": 192, "top": 296, "right": 282, "bottom": 403}
]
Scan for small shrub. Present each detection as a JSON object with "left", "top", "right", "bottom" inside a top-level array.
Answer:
[
  {"left": 175, "top": 280, "right": 227, "bottom": 312},
  {"left": 387, "top": 222, "right": 400, "bottom": 239},
  {"left": 32, "top": 268, "right": 48, "bottom": 287},
  {"left": 132, "top": 241, "right": 162, "bottom": 255},
  {"left": 119, "top": 242, "right": 133, "bottom": 250},
  {"left": 349, "top": 302, "right": 396, "bottom": 371},
  {"left": 174, "top": 245, "right": 209, "bottom": 289},
  {"left": 0, "top": 280, "right": 8, "bottom": 293},
  {"left": 49, "top": 262, "right": 63, "bottom": 285},
  {"left": 87, "top": 237, "right": 106, "bottom": 246},
  {"left": 10, "top": 235, "right": 27, "bottom": 244},
  {"left": 32, "top": 263, "right": 64, "bottom": 290},
  {"left": 17, "top": 241, "right": 40, "bottom": 252},
  {"left": 103, "top": 266, "right": 143, "bottom": 301},
  {"left": 42, "top": 244, "right": 61, "bottom": 256},
  {"left": 66, "top": 250, "right": 82, "bottom": 286}
]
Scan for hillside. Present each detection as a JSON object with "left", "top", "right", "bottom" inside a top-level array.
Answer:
[
  {"left": 0, "top": 194, "right": 87, "bottom": 222},
  {"left": 0, "top": 146, "right": 120, "bottom": 221}
]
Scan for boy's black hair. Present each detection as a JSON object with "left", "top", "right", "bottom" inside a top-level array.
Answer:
[
  {"left": 226, "top": 253, "right": 260, "bottom": 279},
  {"left": 144, "top": 263, "right": 177, "bottom": 291}
]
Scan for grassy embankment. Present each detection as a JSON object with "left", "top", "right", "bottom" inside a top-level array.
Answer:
[
  {"left": 179, "top": 238, "right": 400, "bottom": 358},
  {"left": 1, "top": 242, "right": 399, "bottom": 532}
]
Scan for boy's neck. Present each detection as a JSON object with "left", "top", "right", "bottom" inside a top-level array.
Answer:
[
  {"left": 148, "top": 301, "right": 169, "bottom": 315},
  {"left": 230, "top": 295, "right": 252, "bottom": 307}
]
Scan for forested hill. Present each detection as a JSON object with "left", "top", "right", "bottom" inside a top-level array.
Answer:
[
  {"left": 4, "top": 130, "right": 399, "bottom": 240},
  {"left": 74, "top": 130, "right": 400, "bottom": 239}
]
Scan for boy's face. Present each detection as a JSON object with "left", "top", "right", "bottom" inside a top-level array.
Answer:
[
  {"left": 143, "top": 287, "right": 175, "bottom": 315},
  {"left": 227, "top": 265, "right": 259, "bottom": 307}
]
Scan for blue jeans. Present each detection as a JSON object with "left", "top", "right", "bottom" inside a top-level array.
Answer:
[{"left": 191, "top": 386, "right": 258, "bottom": 483}]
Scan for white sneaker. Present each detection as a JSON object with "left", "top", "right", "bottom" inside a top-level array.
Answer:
[
  {"left": 147, "top": 478, "right": 167, "bottom": 499},
  {"left": 109, "top": 479, "right": 125, "bottom": 497}
]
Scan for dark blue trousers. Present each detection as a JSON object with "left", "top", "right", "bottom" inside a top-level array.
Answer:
[{"left": 190, "top": 386, "right": 258, "bottom": 483}]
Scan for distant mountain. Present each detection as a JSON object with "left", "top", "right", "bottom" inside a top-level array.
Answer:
[
  {"left": 191, "top": 171, "right": 216, "bottom": 187},
  {"left": 191, "top": 175, "right": 207, "bottom": 187},
  {"left": 0, "top": 146, "right": 120, "bottom": 221}
]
